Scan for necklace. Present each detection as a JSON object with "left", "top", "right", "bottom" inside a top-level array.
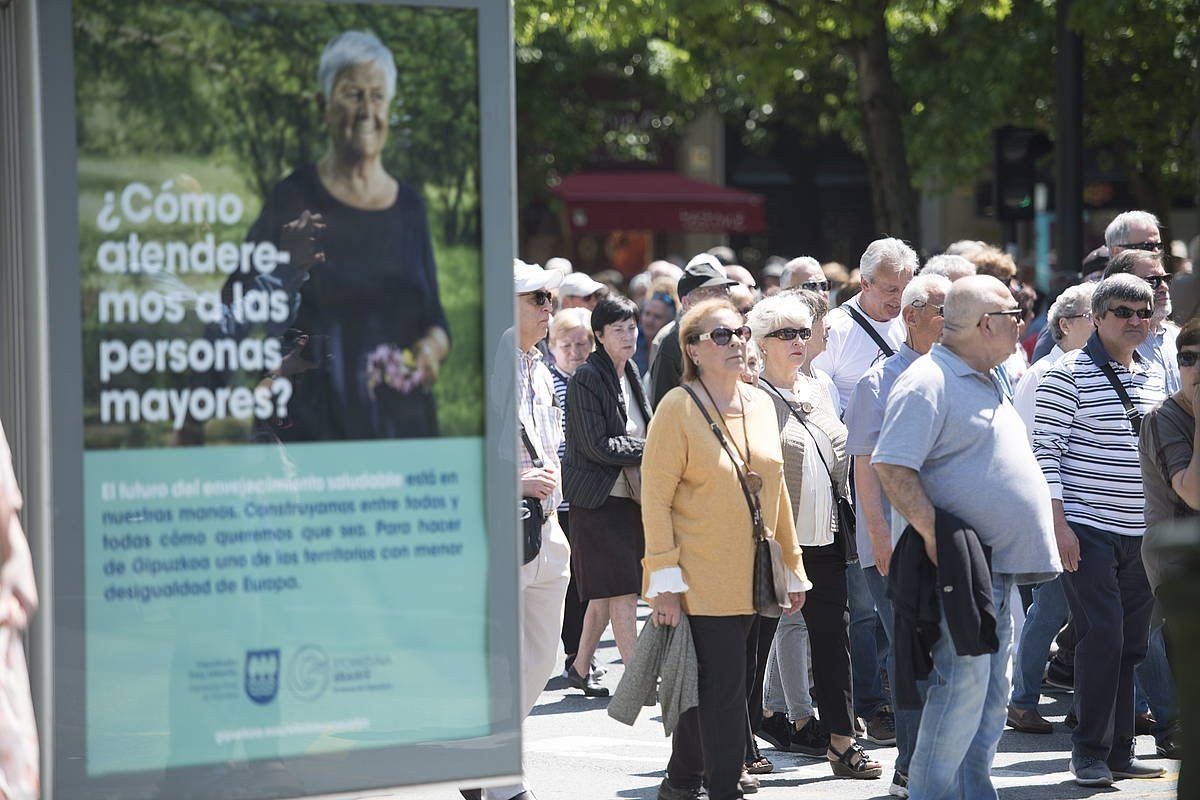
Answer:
[{"left": 697, "top": 378, "right": 763, "bottom": 494}]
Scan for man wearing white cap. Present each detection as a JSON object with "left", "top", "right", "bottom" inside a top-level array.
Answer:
[
  {"left": 558, "top": 271, "right": 607, "bottom": 311},
  {"left": 465, "top": 261, "right": 571, "bottom": 800}
]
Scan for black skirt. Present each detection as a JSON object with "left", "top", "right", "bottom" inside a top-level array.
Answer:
[{"left": 569, "top": 496, "right": 644, "bottom": 601}]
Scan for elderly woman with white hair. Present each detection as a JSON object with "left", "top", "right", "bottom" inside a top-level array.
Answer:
[
  {"left": 749, "top": 295, "right": 882, "bottom": 780},
  {"left": 1012, "top": 282, "right": 1097, "bottom": 441},
  {"left": 230, "top": 30, "right": 450, "bottom": 440}
]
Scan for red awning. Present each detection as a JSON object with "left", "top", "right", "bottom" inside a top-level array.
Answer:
[{"left": 552, "top": 171, "right": 766, "bottom": 234}]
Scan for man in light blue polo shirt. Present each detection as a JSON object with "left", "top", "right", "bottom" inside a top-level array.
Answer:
[
  {"left": 873, "top": 275, "right": 1060, "bottom": 800},
  {"left": 844, "top": 272, "right": 950, "bottom": 796}
]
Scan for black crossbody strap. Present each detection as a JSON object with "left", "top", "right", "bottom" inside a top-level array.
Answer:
[
  {"left": 1087, "top": 353, "right": 1142, "bottom": 435},
  {"left": 680, "top": 385, "right": 765, "bottom": 541},
  {"left": 844, "top": 304, "right": 896, "bottom": 358},
  {"left": 519, "top": 424, "right": 544, "bottom": 468}
]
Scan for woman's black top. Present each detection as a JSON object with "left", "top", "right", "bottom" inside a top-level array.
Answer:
[
  {"left": 233, "top": 164, "right": 449, "bottom": 441},
  {"left": 563, "top": 348, "right": 652, "bottom": 509}
]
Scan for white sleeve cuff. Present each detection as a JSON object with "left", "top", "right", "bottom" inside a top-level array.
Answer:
[
  {"left": 644, "top": 567, "right": 688, "bottom": 598},
  {"left": 783, "top": 572, "right": 812, "bottom": 608}
]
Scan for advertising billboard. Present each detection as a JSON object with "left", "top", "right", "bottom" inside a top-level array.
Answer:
[{"left": 34, "top": 1, "right": 521, "bottom": 796}]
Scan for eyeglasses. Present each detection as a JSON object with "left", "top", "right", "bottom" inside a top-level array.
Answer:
[
  {"left": 1178, "top": 351, "right": 1200, "bottom": 368},
  {"left": 1119, "top": 241, "right": 1164, "bottom": 253},
  {"left": 1062, "top": 312, "right": 1092, "bottom": 321},
  {"left": 764, "top": 327, "right": 812, "bottom": 342},
  {"left": 977, "top": 308, "right": 1023, "bottom": 327},
  {"left": 799, "top": 280, "right": 830, "bottom": 292},
  {"left": 522, "top": 290, "right": 553, "bottom": 307},
  {"left": 1106, "top": 305, "right": 1154, "bottom": 320},
  {"left": 1143, "top": 274, "right": 1173, "bottom": 289},
  {"left": 689, "top": 325, "right": 752, "bottom": 346},
  {"left": 911, "top": 300, "right": 944, "bottom": 316}
]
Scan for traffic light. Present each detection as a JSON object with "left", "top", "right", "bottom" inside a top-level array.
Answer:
[{"left": 994, "top": 126, "right": 1053, "bottom": 220}]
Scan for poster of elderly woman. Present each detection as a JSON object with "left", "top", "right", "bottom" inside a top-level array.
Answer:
[{"left": 74, "top": 2, "right": 483, "bottom": 448}]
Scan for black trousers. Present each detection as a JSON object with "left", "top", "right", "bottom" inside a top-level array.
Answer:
[
  {"left": 799, "top": 543, "right": 855, "bottom": 737},
  {"left": 558, "top": 511, "right": 587, "bottom": 660},
  {"left": 1060, "top": 523, "right": 1155, "bottom": 764},
  {"left": 744, "top": 614, "right": 779, "bottom": 760},
  {"left": 668, "top": 614, "right": 755, "bottom": 800}
]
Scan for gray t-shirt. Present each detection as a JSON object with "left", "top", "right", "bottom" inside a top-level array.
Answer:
[
  {"left": 844, "top": 343, "right": 920, "bottom": 568},
  {"left": 872, "top": 344, "right": 1061, "bottom": 579},
  {"left": 1140, "top": 397, "right": 1197, "bottom": 569}
]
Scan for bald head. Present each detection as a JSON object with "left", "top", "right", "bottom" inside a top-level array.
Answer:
[{"left": 943, "top": 275, "right": 1012, "bottom": 335}]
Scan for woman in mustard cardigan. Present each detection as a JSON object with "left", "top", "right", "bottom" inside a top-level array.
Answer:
[{"left": 643, "top": 298, "right": 810, "bottom": 800}]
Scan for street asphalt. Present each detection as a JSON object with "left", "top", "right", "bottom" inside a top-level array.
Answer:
[{"left": 381, "top": 607, "right": 1179, "bottom": 799}]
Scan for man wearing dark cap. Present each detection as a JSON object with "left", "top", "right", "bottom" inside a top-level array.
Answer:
[{"left": 648, "top": 253, "right": 738, "bottom": 408}]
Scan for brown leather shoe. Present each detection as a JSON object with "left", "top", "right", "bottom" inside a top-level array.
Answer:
[
  {"left": 1135, "top": 711, "right": 1155, "bottom": 736},
  {"left": 1007, "top": 704, "right": 1053, "bottom": 734}
]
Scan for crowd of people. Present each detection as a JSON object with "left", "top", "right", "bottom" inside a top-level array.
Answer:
[{"left": 498, "top": 209, "right": 1198, "bottom": 800}]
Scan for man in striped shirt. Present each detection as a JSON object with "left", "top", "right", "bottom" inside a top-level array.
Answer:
[{"left": 1033, "top": 274, "right": 1168, "bottom": 787}]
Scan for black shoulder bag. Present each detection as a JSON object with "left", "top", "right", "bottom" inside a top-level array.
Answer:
[
  {"left": 762, "top": 379, "right": 859, "bottom": 565},
  {"left": 844, "top": 304, "right": 896, "bottom": 359},
  {"left": 680, "top": 385, "right": 790, "bottom": 617},
  {"left": 519, "top": 424, "right": 546, "bottom": 564}
]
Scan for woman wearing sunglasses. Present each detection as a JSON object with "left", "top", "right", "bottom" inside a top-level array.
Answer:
[
  {"left": 642, "top": 299, "right": 809, "bottom": 800},
  {"left": 749, "top": 295, "right": 881, "bottom": 780}
]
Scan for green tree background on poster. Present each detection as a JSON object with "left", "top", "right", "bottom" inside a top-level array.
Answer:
[{"left": 73, "top": 0, "right": 485, "bottom": 444}]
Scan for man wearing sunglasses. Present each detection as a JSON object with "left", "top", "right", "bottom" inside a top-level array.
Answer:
[
  {"left": 781, "top": 256, "right": 831, "bottom": 299},
  {"left": 1033, "top": 274, "right": 1168, "bottom": 787},
  {"left": 471, "top": 260, "right": 572, "bottom": 800},
  {"left": 1105, "top": 209, "right": 1163, "bottom": 258},
  {"left": 842, "top": 272, "right": 951, "bottom": 794},
  {"left": 873, "top": 275, "right": 1061, "bottom": 800},
  {"left": 648, "top": 254, "right": 737, "bottom": 409},
  {"left": 1103, "top": 249, "right": 1181, "bottom": 395}
]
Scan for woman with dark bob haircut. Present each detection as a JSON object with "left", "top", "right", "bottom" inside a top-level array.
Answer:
[{"left": 563, "top": 293, "right": 653, "bottom": 695}]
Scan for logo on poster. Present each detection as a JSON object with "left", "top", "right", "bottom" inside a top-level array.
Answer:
[
  {"left": 244, "top": 649, "right": 280, "bottom": 704},
  {"left": 288, "top": 644, "right": 331, "bottom": 701}
]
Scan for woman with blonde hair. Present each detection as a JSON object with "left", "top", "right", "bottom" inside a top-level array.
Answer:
[{"left": 643, "top": 298, "right": 809, "bottom": 800}]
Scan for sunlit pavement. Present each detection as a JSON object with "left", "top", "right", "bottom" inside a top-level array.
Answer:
[{"left": 386, "top": 606, "right": 1179, "bottom": 799}]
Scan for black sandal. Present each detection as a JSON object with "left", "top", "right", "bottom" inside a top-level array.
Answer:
[{"left": 827, "top": 741, "right": 883, "bottom": 779}]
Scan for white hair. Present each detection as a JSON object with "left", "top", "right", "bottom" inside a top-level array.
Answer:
[
  {"left": 780, "top": 256, "right": 822, "bottom": 290},
  {"left": 901, "top": 273, "right": 952, "bottom": 311},
  {"left": 1047, "top": 283, "right": 1096, "bottom": 343},
  {"left": 1104, "top": 210, "right": 1160, "bottom": 249},
  {"left": 318, "top": 31, "right": 397, "bottom": 101},
  {"left": 860, "top": 238, "right": 918, "bottom": 282},
  {"left": 921, "top": 254, "right": 976, "bottom": 281},
  {"left": 746, "top": 294, "right": 813, "bottom": 346}
]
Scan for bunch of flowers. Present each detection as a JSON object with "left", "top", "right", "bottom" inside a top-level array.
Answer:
[{"left": 365, "top": 343, "right": 424, "bottom": 399}]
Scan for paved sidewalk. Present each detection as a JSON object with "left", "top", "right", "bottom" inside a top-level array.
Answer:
[{"left": 390, "top": 609, "right": 1178, "bottom": 799}]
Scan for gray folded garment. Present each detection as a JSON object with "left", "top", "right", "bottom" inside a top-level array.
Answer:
[{"left": 607, "top": 613, "right": 698, "bottom": 735}]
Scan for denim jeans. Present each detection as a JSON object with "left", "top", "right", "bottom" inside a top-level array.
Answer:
[
  {"left": 847, "top": 559, "right": 888, "bottom": 718},
  {"left": 762, "top": 609, "right": 815, "bottom": 721},
  {"left": 863, "top": 565, "right": 923, "bottom": 774},
  {"left": 907, "top": 574, "right": 1014, "bottom": 800},
  {"left": 1009, "top": 576, "right": 1068, "bottom": 710},
  {"left": 1134, "top": 610, "right": 1178, "bottom": 742}
]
